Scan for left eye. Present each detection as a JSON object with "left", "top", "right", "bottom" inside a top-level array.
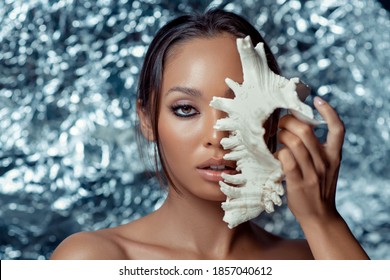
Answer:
[{"left": 171, "top": 105, "right": 199, "bottom": 118}]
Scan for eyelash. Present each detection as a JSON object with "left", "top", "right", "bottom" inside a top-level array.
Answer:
[{"left": 170, "top": 104, "right": 199, "bottom": 118}]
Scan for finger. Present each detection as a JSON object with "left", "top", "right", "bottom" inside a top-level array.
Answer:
[
  {"left": 278, "top": 114, "right": 328, "bottom": 179},
  {"left": 274, "top": 146, "right": 302, "bottom": 183},
  {"left": 278, "top": 129, "right": 318, "bottom": 181},
  {"left": 314, "top": 97, "right": 345, "bottom": 153}
]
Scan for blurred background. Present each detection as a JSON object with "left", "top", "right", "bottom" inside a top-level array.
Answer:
[{"left": 0, "top": 0, "right": 389, "bottom": 260}]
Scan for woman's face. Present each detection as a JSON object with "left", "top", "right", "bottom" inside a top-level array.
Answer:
[{"left": 157, "top": 34, "right": 245, "bottom": 201}]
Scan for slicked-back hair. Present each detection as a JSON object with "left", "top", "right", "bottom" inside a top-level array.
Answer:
[{"left": 136, "top": 9, "right": 280, "bottom": 191}]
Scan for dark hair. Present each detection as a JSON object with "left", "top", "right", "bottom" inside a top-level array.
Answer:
[{"left": 136, "top": 9, "right": 280, "bottom": 190}]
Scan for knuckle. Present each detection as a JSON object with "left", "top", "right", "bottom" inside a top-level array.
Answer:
[
  {"left": 306, "top": 176, "right": 320, "bottom": 188},
  {"left": 278, "top": 114, "right": 294, "bottom": 128},
  {"left": 285, "top": 161, "right": 298, "bottom": 173},
  {"left": 277, "top": 149, "right": 289, "bottom": 161},
  {"left": 285, "top": 160, "right": 298, "bottom": 173},
  {"left": 284, "top": 165, "right": 298, "bottom": 175},
  {"left": 316, "top": 162, "right": 327, "bottom": 179},
  {"left": 278, "top": 150, "right": 297, "bottom": 172},
  {"left": 289, "top": 137, "right": 303, "bottom": 149},
  {"left": 334, "top": 121, "right": 346, "bottom": 136},
  {"left": 297, "top": 124, "right": 312, "bottom": 137}
]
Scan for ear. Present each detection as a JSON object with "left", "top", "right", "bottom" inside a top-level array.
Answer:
[{"left": 137, "top": 99, "right": 155, "bottom": 142}]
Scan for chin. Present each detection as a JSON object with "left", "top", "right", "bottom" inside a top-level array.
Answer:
[
  {"left": 170, "top": 176, "right": 227, "bottom": 202},
  {"left": 194, "top": 182, "right": 227, "bottom": 202}
]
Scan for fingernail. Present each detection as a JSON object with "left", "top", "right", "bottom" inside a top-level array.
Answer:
[{"left": 314, "top": 96, "right": 325, "bottom": 106}]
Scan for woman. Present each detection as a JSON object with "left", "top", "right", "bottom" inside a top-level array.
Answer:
[{"left": 51, "top": 9, "right": 369, "bottom": 260}]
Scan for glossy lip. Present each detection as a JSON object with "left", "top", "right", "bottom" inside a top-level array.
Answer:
[
  {"left": 196, "top": 157, "right": 237, "bottom": 170},
  {"left": 196, "top": 157, "right": 237, "bottom": 182}
]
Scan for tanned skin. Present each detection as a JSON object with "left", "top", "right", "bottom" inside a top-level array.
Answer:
[{"left": 51, "top": 35, "right": 369, "bottom": 260}]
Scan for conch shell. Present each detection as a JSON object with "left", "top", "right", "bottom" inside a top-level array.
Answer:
[{"left": 210, "top": 36, "right": 323, "bottom": 228}]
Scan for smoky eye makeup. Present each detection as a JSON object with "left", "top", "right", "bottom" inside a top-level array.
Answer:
[{"left": 170, "top": 103, "right": 200, "bottom": 118}]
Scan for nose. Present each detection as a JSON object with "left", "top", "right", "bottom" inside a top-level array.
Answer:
[{"left": 204, "top": 108, "right": 229, "bottom": 148}]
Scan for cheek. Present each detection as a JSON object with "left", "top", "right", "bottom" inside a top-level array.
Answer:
[{"left": 158, "top": 119, "right": 199, "bottom": 159}]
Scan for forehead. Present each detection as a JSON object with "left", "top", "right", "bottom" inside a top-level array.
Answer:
[
  {"left": 166, "top": 33, "right": 239, "bottom": 62},
  {"left": 162, "top": 34, "right": 244, "bottom": 90}
]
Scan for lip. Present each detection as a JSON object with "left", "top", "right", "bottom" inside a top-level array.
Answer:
[
  {"left": 196, "top": 157, "right": 237, "bottom": 182},
  {"left": 196, "top": 168, "right": 237, "bottom": 182},
  {"left": 197, "top": 157, "right": 237, "bottom": 170}
]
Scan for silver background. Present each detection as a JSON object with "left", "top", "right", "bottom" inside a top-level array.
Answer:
[{"left": 0, "top": 0, "right": 389, "bottom": 259}]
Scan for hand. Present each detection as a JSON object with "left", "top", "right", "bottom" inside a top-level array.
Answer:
[
  {"left": 275, "top": 96, "right": 344, "bottom": 225},
  {"left": 275, "top": 98, "right": 369, "bottom": 259}
]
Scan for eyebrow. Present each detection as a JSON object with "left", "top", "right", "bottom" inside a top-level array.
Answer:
[
  {"left": 166, "top": 86, "right": 202, "bottom": 97},
  {"left": 166, "top": 86, "right": 235, "bottom": 97}
]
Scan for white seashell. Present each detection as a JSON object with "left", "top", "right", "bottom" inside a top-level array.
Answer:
[{"left": 210, "top": 36, "right": 324, "bottom": 229}]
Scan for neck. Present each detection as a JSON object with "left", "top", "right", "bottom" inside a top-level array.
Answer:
[{"left": 157, "top": 186, "right": 243, "bottom": 258}]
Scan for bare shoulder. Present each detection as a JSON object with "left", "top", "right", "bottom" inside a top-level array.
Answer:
[
  {"left": 50, "top": 230, "right": 127, "bottom": 260},
  {"left": 50, "top": 214, "right": 161, "bottom": 260}
]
